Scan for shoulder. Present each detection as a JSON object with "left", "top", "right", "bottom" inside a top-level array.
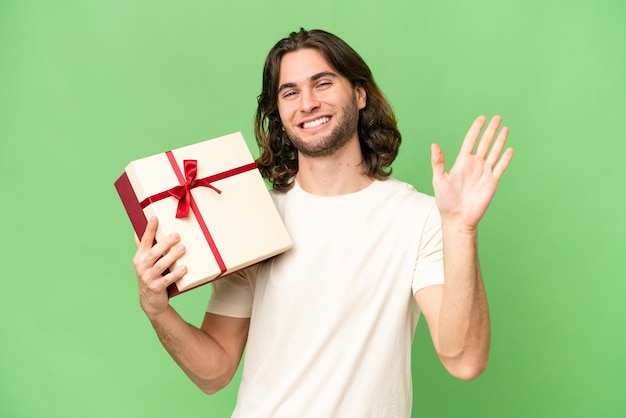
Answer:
[
  {"left": 375, "top": 178, "right": 441, "bottom": 233},
  {"left": 269, "top": 186, "right": 293, "bottom": 214},
  {"left": 377, "top": 177, "right": 436, "bottom": 208}
]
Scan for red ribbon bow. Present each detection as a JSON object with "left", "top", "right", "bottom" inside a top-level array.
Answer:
[
  {"left": 169, "top": 160, "right": 221, "bottom": 218},
  {"left": 140, "top": 159, "right": 222, "bottom": 218}
]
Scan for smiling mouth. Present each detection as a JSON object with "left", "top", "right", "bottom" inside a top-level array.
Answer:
[{"left": 301, "top": 117, "right": 331, "bottom": 129}]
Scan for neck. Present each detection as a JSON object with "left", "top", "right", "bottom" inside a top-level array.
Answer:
[{"left": 295, "top": 137, "right": 373, "bottom": 196}]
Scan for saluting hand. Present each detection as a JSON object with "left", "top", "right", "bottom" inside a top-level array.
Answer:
[{"left": 431, "top": 115, "right": 514, "bottom": 230}]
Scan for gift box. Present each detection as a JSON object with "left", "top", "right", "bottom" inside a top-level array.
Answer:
[{"left": 114, "top": 132, "right": 293, "bottom": 297}]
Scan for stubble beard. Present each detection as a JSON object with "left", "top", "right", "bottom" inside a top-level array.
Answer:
[{"left": 284, "top": 95, "right": 360, "bottom": 158}]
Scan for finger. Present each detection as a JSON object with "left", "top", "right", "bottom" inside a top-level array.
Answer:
[
  {"left": 493, "top": 147, "right": 514, "bottom": 179},
  {"left": 138, "top": 216, "right": 158, "bottom": 253},
  {"left": 144, "top": 232, "right": 181, "bottom": 266},
  {"left": 134, "top": 233, "right": 140, "bottom": 248},
  {"left": 430, "top": 143, "right": 446, "bottom": 181},
  {"left": 133, "top": 230, "right": 181, "bottom": 277},
  {"left": 150, "top": 243, "right": 186, "bottom": 277},
  {"left": 486, "top": 126, "right": 509, "bottom": 167},
  {"left": 138, "top": 242, "right": 186, "bottom": 290},
  {"left": 460, "top": 115, "right": 487, "bottom": 155},
  {"left": 475, "top": 115, "right": 503, "bottom": 158},
  {"left": 149, "top": 264, "right": 187, "bottom": 292}
]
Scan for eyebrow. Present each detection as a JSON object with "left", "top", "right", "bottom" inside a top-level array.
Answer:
[{"left": 277, "top": 71, "right": 339, "bottom": 94}]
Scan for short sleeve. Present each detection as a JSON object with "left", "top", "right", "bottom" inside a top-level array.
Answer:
[
  {"left": 412, "top": 203, "right": 444, "bottom": 294},
  {"left": 206, "top": 264, "right": 258, "bottom": 318}
]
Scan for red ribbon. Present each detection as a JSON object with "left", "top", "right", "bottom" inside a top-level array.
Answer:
[
  {"left": 140, "top": 156, "right": 258, "bottom": 219},
  {"left": 141, "top": 159, "right": 222, "bottom": 218},
  {"left": 139, "top": 151, "right": 258, "bottom": 278}
]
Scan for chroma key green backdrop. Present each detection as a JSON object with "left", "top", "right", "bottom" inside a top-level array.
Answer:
[{"left": 1, "top": 1, "right": 624, "bottom": 417}]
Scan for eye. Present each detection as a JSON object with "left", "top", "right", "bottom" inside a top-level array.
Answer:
[
  {"left": 316, "top": 80, "right": 332, "bottom": 90},
  {"left": 281, "top": 90, "right": 298, "bottom": 100}
]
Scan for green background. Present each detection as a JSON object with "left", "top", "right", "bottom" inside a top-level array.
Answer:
[{"left": 1, "top": 1, "right": 624, "bottom": 417}]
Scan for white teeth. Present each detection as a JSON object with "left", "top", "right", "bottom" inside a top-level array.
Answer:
[{"left": 302, "top": 117, "right": 330, "bottom": 129}]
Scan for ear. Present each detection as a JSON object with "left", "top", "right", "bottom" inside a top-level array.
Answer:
[{"left": 355, "top": 85, "right": 367, "bottom": 110}]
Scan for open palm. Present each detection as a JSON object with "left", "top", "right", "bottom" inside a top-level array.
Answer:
[{"left": 431, "top": 115, "right": 514, "bottom": 230}]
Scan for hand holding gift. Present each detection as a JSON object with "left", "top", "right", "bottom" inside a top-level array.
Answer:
[{"left": 133, "top": 217, "right": 187, "bottom": 317}]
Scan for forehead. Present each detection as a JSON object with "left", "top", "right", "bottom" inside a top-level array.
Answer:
[{"left": 278, "top": 48, "right": 337, "bottom": 85}]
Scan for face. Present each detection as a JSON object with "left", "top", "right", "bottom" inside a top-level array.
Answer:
[{"left": 276, "top": 48, "right": 366, "bottom": 158}]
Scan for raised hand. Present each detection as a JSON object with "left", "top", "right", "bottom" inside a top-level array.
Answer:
[
  {"left": 431, "top": 115, "right": 514, "bottom": 230},
  {"left": 132, "top": 217, "right": 187, "bottom": 318}
]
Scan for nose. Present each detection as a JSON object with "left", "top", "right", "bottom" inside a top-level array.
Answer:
[{"left": 299, "top": 88, "right": 320, "bottom": 113}]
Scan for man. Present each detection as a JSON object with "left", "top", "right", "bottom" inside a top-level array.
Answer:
[{"left": 133, "top": 28, "right": 513, "bottom": 417}]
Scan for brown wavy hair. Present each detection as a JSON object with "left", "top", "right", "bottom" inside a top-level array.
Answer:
[{"left": 254, "top": 28, "right": 401, "bottom": 191}]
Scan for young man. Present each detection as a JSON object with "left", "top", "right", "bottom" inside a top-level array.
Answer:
[{"left": 133, "top": 28, "right": 514, "bottom": 417}]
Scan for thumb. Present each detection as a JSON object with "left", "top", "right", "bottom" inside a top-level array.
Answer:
[{"left": 430, "top": 143, "right": 446, "bottom": 180}]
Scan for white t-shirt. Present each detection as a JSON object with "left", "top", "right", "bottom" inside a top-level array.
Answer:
[{"left": 207, "top": 178, "right": 444, "bottom": 418}]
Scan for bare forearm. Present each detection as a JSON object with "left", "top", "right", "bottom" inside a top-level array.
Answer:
[
  {"left": 437, "top": 221, "right": 491, "bottom": 380},
  {"left": 133, "top": 218, "right": 244, "bottom": 393},
  {"left": 147, "top": 306, "right": 235, "bottom": 393}
]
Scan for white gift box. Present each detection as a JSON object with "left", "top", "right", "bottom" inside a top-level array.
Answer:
[{"left": 115, "top": 132, "right": 292, "bottom": 297}]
